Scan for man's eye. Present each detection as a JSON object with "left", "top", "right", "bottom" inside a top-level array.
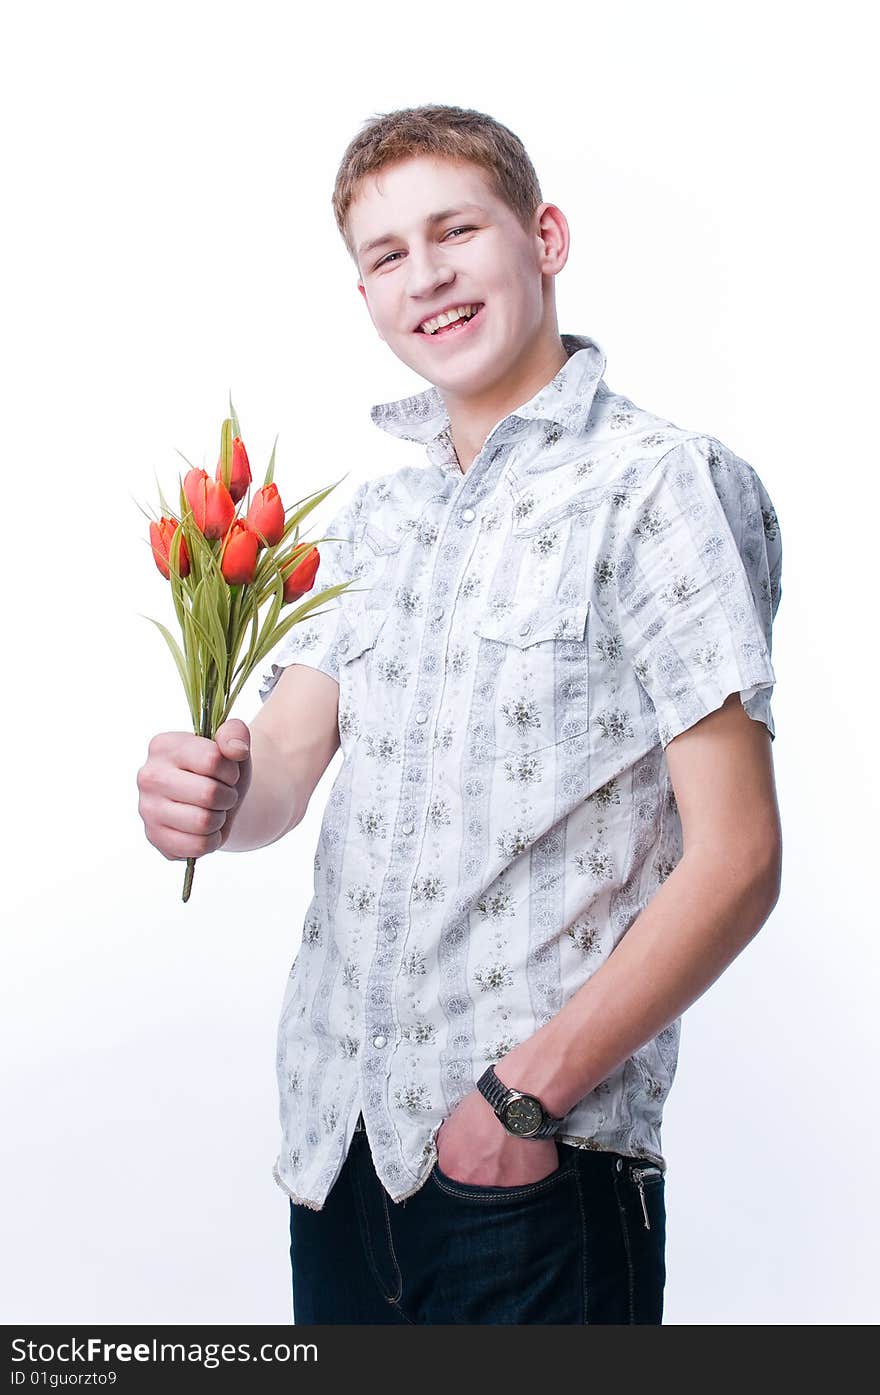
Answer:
[{"left": 375, "top": 227, "right": 475, "bottom": 269}]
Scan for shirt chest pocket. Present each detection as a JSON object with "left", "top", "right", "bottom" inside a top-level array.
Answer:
[
  {"left": 361, "top": 488, "right": 449, "bottom": 558},
  {"left": 363, "top": 520, "right": 403, "bottom": 556},
  {"left": 471, "top": 594, "right": 592, "bottom": 757}
]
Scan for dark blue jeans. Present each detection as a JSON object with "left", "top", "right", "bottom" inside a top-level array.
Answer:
[{"left": 288, "top": 1113, "right": 666, "bottom": 1324}]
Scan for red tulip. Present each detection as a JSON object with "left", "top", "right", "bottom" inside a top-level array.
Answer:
[
  {"left": 246, "top": 483, "right": 285, "bottom": 548},
  {"left": 150, "top": 516, "right": 190, "bottom": 579},
  {"left": 219, "top": 519, "right": 259, "bottom": 585},
  {"left": 281, "top": 545, "right": 320, "bottom": 603},
  {"left": 183, "top": 467, "right": 235, "bottom": 540},
  {"left": 215, "top": 435, "right": 252, "bottom": 504}
]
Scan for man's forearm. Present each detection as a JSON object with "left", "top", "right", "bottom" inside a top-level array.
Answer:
[
  {"left": 494, "top": 846, "right": 781, "bottom": 1118},
  {"left": 220, "top": 727, "right": 307, "bottom": 853}
]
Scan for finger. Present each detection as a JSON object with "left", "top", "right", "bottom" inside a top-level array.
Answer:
[
  {"left": 176, "top": 738, "right": 243, "bottom": 788},
  {"left": 152, "top": 825, "right": 225, "bottom": 861},
  {"left": 155, "top": 797, "right": 230, "bottom": 837},
  {"left": 159, "top": 769, "right": 240, "bottom": 811}
]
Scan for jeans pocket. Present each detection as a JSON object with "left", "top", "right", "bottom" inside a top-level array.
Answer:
[{"left": 429, "top": 1154, "right": 570, "bottom": 1203}]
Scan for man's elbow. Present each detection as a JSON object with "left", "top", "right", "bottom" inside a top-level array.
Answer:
[
  {"left": 754, "top": 818, "right": 783, "bottom": 906},
  {"left": 744, "top": 834, "right": 783, "bottom": 926},
  {"left": 688, "top": 831, "right": 782, "bottom": 929}
]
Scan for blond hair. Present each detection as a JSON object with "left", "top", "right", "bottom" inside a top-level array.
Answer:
[{"left": 332, "top": 103, "right": 544, "bottom": 267}]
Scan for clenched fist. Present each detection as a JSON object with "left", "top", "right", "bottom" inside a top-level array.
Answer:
[{"left": 137, "top": 719, "right": 252, "bottom": 861}]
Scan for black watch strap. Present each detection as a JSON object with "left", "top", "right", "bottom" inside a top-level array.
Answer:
[{"left": 476, "top": 1064, "right": 565, "bottom": 1139}]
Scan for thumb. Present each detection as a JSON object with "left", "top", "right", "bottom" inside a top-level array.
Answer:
[{"left": 216, "top": 719, "right": 251, "bottom": 760}]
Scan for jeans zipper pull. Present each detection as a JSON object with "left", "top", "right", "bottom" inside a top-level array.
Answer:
[{"left": 632, "top": 1168, "right": 652, "bottom": 1231}]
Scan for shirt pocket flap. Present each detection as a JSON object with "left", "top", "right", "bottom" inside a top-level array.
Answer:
[
  {"left": 338, "top": 607, "right": 388, "bottom": 663},
  {"left": 363, "top": 520, "right": 403, "bottom": 555},
  {"left": 474, "top": 595, "right": 591, "bottom": 648}
]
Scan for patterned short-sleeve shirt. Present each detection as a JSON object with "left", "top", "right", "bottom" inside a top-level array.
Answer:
[{"left": 258, "top": 332, "right": 782, "bottom": 1211}]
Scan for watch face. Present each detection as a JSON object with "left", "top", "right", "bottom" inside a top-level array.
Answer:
[{"left": 504, "top": 1095, "right": 543, "bottom": 1136}]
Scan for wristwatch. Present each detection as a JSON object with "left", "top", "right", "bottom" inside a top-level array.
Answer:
[{"left": 476, "top": 1064, "right": 565, "bottom": 1139}]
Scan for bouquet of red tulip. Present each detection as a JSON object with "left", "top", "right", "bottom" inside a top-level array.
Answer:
[{"left": 140, "top": 395, "right": 358, "bottom": 902}]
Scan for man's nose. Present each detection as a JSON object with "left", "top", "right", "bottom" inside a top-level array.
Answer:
[{"left": 405, "top": 251, "right": 455, "bottom": 300}]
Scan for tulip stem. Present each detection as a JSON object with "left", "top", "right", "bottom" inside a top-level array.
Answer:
[
  {"left": 181, "top": 674, "right": 217, "bottom": 904},
  {"left": 182, "top": 856, "right": 196, "bottom": 903}
]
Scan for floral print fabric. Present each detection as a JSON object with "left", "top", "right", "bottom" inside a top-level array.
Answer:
[{"left": 258, "top": 333, "right": 782, "bottom": 1210}]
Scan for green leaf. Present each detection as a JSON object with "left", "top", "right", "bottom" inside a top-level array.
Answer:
[
  {"left": 211, "top": 680, "right": 226, "bottom": 734},
  {"left": 249, "top": 580, "right": 357, "bottom": 668},
  {"left": 219, "top": 576, "right": 366, "bottom": 716},
  {"left": 155, "top": 469, "right": 175, "bottom": 520},
  {"left": 183, "top": 594, "right": 213, "bottom": 655},
  {"left": 248, "top": 602, "right": 333, "bottom": 670},
  {"left": 227, "top": 575, "right": 262, "bottom": 684},
  {"left": 253, "top": 533, "right": 340, "bottom": 608},
  {"left": 218, "top": 417, "right": 233, "bottom": 493},
  {"left": 192, "top": 577, "right": 228, "bottom": 684},
  {"left": 240, "top": 593, "right": 261, "bottom": 674},
  {"left": 264, "top": 432, "right": 278, "bottom": 488},
  {"left": 131, "top": 491, "right": 159, "bottom": 528},
  {"left": 206, "top": 575, "right": 231, "bottom": 685},
  {"left": 228, "top": 595, "right": 262, "bottom": 694},
  {"left": 224, "top": 566, "right": 286, "bottom": 710},
  {"left": 141, "top": 615, "right": 198, "bottom": 727},
  {"left": 300, "top": 470, "right": 351, "bottom": 507},
  {"left": 179, "top": 593, "right": 206, "bottom": 718},
  {"left": 229, "top": 392, "right": 241, "bottom": 441},
  {"left": 168, "top": 564, "right": 187, "bottom": 638},
  {"left": 174, "top": 446, "right": 198, "bottom": 473}
]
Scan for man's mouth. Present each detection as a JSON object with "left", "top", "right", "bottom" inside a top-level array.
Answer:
[{"left": 414, "top": 303, "right": 485, "bottom": 340}]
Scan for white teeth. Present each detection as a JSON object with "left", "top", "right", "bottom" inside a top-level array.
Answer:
[{"left": 419, "top": 304, "right": 480, "bottom": 334}]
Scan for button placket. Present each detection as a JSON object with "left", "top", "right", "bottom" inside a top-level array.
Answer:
[{"left": 360, "top": 441, "right": 511, "bottom": 1170}]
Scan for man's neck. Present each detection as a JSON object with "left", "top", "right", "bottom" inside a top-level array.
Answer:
[{"left": 444, "top": 335, "right": 569, "bottom": 475}]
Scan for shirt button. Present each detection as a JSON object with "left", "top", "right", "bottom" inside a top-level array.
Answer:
[
  {"left": 372, "top": 1034, "right": 387, "bottom": 1048},
  {"left": 402, "top": 822, "right": 415, "bottom": 835},
  {"left": 519, "top": 621, "right": 531, "bottom": 636},
  {"left": 461, "top": 508, "right": 476, "bottom": 523},
  {"left": 433, "top": 607, "right": 445, "bottom": 620},
  {"left": 415, "top": 710, "right": 428, "bottom": 724}
]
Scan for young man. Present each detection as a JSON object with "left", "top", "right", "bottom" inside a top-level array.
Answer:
[{"left": 138, "top": 105, "right": 783, "bottom": 1324}]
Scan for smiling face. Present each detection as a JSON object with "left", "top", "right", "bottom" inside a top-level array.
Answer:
[{"left": 349, "top": 155, "right": 570, "bottom": 462}]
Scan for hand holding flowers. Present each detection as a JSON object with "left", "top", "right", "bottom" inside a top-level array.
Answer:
[{"left": 139, "top": 397, "right": 360, "bottom": 902}]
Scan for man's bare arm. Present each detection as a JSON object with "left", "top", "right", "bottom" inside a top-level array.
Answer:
[
  {"left": 221, "top": 664, "right": 341, "bottom": 853},
  {"left": 490, "top": 690, "right": 783, "bottom": 1115},
  {"left": 435, "top": 692, "right": 783, "bottom": 1182}
]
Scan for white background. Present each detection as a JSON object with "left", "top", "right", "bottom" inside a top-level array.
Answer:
[{"left": 1, "top": 0, "right": 877, "bottom": 1325}]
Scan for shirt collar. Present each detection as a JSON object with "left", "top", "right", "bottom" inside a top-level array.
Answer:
[{"left": 369, "top": 333, "right": 607, "bottom": 447}]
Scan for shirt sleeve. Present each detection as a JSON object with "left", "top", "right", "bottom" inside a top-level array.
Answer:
[
  {"left": 257, "top": 479, "right": 369, "bottom": 702},
  {"left": 603, "top": 434, "right": 782, "bottom": 749}
]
